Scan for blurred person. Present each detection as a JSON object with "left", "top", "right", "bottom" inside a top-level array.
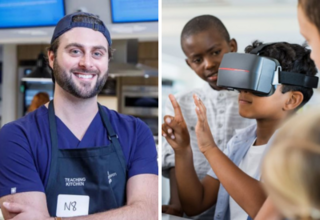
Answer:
[
  {"left": 27, "top": 92, "right": 50, "bottom": 113},
  {"left": 262, "top": 108, "right": 320, "bottom": 220},
  {"left": 256, "top": 1, "right": 320, "bottom": 219},
  {"left": 162, "top": 15, "right": 254, "bottom": 219}
]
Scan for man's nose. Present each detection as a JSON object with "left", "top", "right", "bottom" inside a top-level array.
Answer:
[{"left": 79, "top": 53, "right": 94, "bottom": 69}]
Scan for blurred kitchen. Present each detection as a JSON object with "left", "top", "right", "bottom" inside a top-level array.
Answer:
[
  {"left": 162, "top": 0, "right": 320, "bottom": 219},
  {"left": 0, "top": 0, "right": 159, "bottom": 145}
]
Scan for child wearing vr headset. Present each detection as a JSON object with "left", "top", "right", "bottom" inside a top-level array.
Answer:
[
  {"left": 162, "top": 41, "right": 318, "bottom": 220},
  {"left": 162, "top": 15, "right": 254, "bottom": 219}
]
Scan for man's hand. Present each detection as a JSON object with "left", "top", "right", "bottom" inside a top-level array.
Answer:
[
  {"left": 162, "top": 204, "right": 183, "bottom": 217},
  {"left": 193, "top": 94, "right": 217, "bottom": 155},
  {"left": 2, "top": 201, "right": 52, "bottom": 220},
  {"left": 162, "top": 94, "right": 191, "bottom": 153}
]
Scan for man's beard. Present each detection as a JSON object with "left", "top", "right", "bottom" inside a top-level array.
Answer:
[{"left": 53, "top": 60, "right": 108, "bottom": 99}]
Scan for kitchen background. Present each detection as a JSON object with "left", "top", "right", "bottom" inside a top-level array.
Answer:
[
  {"left": 0, "top": 0, "right": 159, "bottom": 144},
  {"left": 0, "top": 1, "right": 158, "bottom": 216},
  {"left": 161, "top": 0, "right": 320, "bottom": 214}
]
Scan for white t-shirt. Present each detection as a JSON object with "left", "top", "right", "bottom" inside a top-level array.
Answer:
[{"left": 229, "top": 139, "right": 268, "bottom": 220}]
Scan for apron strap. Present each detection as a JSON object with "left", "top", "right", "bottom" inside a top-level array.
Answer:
[
  {"left": 98, "top": 103, "right": 127, "bottom": 175},
  {"left": 47, "top": 100, "right": 59, "bottom": 191}
]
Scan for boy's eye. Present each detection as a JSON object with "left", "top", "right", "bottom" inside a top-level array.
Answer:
[
  {"left": 212, "top": 50, "right": 221, "bottom": 56},
  {"left": 192, "top": 58, "right": 202, "bottom": 64}
]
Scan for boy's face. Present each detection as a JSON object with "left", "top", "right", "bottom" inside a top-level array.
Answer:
[
  {"left": 238, "top": 86, "right": 290, "bottom": 120},
  {"left": 182, "top": 29, "right": 237, "bottom": 90},
  {"left": 298, "top": 5, "right": 320, "bottom": 70}
]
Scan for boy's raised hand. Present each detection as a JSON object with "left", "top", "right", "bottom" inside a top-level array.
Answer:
[
  {"left": 193, "top": 94, "right": 217, "bottom": 155},
  {"left": 162, "top": 94, "right": 191, "bottom": 152}
]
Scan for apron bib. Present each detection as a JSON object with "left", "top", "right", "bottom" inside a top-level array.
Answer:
[{"left": 45, "top": 101, "right": 127, "bottom": 217}]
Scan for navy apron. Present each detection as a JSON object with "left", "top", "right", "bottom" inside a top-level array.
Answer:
[{"left": 45, "top": 101, "right": 127, "bottom": 217}]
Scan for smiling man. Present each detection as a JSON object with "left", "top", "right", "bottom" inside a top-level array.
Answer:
[{"left": 0, "top": 12, "right": 158, "bottom": 220}]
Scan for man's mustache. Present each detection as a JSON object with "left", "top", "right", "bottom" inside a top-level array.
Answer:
[{"left": 70, "top": 68, "right": 100, "bottom": 75}]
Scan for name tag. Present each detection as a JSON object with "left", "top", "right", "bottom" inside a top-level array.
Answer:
[{"left": 56, "top": 194, "right": 90, "bottom": 217}]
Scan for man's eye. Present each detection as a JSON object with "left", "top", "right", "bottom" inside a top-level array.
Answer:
[
  {"left": 93, "top": 52, "right": 103, "bottom": 57},
  {"left": 70, "top": 49, "right": 81, "bottom": 55}
]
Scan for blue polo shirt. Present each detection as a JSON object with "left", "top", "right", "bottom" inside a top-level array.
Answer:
[{"left": 0, "top": 105, "right": 158, "bottom": 197}]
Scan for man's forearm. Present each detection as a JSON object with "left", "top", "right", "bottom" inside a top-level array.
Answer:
[
  {"left": 204, "top": 147, "right": 266, "bottom": 218},
  {"left": 61, "top": 200, "right": 156, "bottom": 220}
]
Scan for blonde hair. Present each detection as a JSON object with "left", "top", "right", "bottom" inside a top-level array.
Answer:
[
  {"left": 262, "top": 108, "right": 320, "bottom": 220},
  {"left": 27, "top": 92, "right": 50, "bottom": 113}
]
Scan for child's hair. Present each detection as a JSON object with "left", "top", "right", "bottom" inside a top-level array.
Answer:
[
  {"left": 262, "top": 108, "right": 320, "bottom": 219},
  {"left": 27, "top": 92, "right": 50, "bottom": 113},
  {"left": 245, "top": 40, "right": 317, "bottom": 108},
  {"left": 298, "top": 0, "right": 320, "bottom": 34},
  {"left": 180, "top": 15, "right": 230, "bottom": 48}
]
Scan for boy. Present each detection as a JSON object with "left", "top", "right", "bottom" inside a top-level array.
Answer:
[
  {"left": 162, "top": 41, "right": 318, "bottom": 220},
  {"left": 162, "top": 15, "right": 254, "bottom": 219}
]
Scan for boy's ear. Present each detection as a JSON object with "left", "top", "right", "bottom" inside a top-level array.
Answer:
[
  {"left": 185, "top": 59, "right": 191, "bottom": 68},
  {"left": 283, "top": 91, "right": 304, "bottom": 111},
  {"left": 229, "top": 38, "right": 238, "bottom": 53}
]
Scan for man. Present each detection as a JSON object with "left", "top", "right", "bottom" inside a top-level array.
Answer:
[{"left": 0, "top": 12, "right": 158, "bottom": 220}]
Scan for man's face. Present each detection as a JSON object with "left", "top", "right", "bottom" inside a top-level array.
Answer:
[
  {"left": 48, "top": 27, "right": 110, "bottom": 99},
  {"left": 298, "top": 5, "right": 320, "bottom": 70},
  {"left": 182, "top": 29, "right": 237, "bottom": 90}
]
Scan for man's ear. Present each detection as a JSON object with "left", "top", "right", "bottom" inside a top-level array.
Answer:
[
  {"left": 283, "top": 91, "right": 304, "bottom": 111},
  {"left": 47, "top": 50, "right": 55, "bottom": 69},
  {"left": 229, "top": 38, "right": 238, "bottom": 53}
]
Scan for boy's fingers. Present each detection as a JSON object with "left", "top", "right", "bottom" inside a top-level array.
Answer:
[
  {"left": 162, "top": 123, "right": 169, "bottom": 137},
  {"left": 195, "top": 106, "right": 205, "bottom": 123},
  {"left": 162, "top": 122, "right": 176, "bottom": 140},
  {"left": 164, "top": 115, "right": 182, "bottom": 133},
  {"left": 169, "top": 94, "right": 184, "bottom": 122},
  {"left": 162, "top": 205, "right": 169, "bottom": 213},
  {"left": 193, "top": 94, "right": 200, "bottom": 106},
  {"left": 199, "top": 98, "right": 207, "bottom": 114}
]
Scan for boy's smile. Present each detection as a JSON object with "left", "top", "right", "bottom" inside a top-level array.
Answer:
[{"left": 238, "top": 93, "right": 253, "bottom": 105}]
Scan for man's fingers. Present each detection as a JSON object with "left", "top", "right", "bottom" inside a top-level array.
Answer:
[
  {"left": 168, "top": 94, "right": 184, "bottom": 122},
  {"left": 2, "top": 202, "right": 25, "bottom": 213}
]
